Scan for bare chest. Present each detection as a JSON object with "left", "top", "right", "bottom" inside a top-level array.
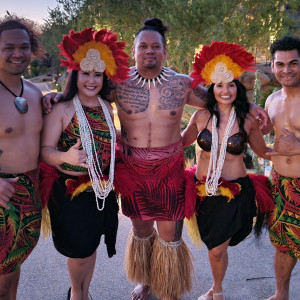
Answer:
[
  {"left": 115, "top": 79, "right": 187, "bottom": 120},
  {"left": 269, "top": 100, "right": 300, "bottom": 136},
  {"left": 0, "top": 97, "right": 42, "bottom": 138}
]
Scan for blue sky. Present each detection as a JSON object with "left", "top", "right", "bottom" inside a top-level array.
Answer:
[{"left": 0, "top": 0, "right": 58, "bottom": 24}]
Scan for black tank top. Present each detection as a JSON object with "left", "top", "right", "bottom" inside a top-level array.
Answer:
[{"left": 197, "top": 116, "right": 247, "bottom": 156}]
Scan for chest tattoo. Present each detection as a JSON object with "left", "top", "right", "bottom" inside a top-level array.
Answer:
[
  {"left": 158, "top": 77, "right": 187, "bottom": 110},
  {"left": 116, "top": 84, "right": 149, "bottom": 114}
]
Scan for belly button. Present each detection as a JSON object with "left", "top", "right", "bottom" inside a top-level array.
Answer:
[
  {"left": 286, "top": 158, "right": 291, "bottom": 164},
  {"left": 5, "top": 128, "right": 12, "bottom": 133}
]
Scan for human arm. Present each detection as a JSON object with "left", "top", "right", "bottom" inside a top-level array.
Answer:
[
  {"left": 248, "top": 102, "right": 271, "bottom": 132},
  {"left": 185, "top": 76, "right": 208, "bottom": 108},
  {"left": 182, "top": 111, "right": 200, "bottom": 147},
  {"left": 0, "top": 177, "right": 19, "bottom": 209},
  {"left": 266, "top": 127, "right": 300, "bottom": 156},
  {"left": 247, "top": 115, "right": 271, "bottom": 160},
  {"left": 40, "top": 103, "right": 88, "bottom": 168},
  {"left": 42, "top": 92, "right": 63, "bottom": 114}
]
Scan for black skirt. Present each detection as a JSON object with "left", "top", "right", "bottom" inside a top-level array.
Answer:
[
  {"left": 48, "top": 173, "right": 119, "bottom": 259},
  {"left": 196, "top": 176, "right": 256, "bottom": 250}
]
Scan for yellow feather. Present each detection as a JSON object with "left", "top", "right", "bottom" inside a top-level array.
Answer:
[
  {"left": 184, "top": 214, "right": 202, "bottom": 248},
  {"left": 73, "top": 41, "right": 118, "bottom": 76}
]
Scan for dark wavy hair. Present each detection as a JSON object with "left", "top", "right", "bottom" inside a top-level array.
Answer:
[
  {"left": 135, "top": 18, "right": 169, "bottom": 47},
  {"left": 62, "top": 70, "right": 112, "bottom": 102},
  {"left": 270, "top": 36, "right": 300, "bottom": 60},
  {"left": 207, "top": 80, "right": 249, "bottom": 137},
  {"left": 0, "top": 19, "right": 41, "bottom": 55}
]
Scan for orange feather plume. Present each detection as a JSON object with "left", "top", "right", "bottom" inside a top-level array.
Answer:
[
  {"left": 191, "top": 41, "right": 255, "bottom": 87},
  {"left": 58, "top": 27, "right": 130, "bottom": 82}
]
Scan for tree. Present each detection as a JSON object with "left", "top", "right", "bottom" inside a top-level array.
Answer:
[{"left": 41, "top": 0, "right": 300, "bottom": 73}]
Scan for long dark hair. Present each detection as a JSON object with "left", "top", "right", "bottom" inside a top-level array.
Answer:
[
  {"left": 207, "top": 80, "right": 249, "bottom": 137},
  {"left": 62, "top": 70, "right": 112, "bottom": 102}
]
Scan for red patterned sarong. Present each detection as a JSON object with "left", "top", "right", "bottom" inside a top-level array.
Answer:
[
  {"left": 0, "top": 169, "right": 41, "bottom": 275},
  {"left": 268, "top": 168, "right": 300, "bottom": 260},
  {"left": 115, "top": 139, "right": 185, "bottom": 221}
]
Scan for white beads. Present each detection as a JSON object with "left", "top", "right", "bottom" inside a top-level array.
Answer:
[
  {"left": 205, "top": 107, "right": 236, "bottom": 196},
  {"left": 73, "top": 95, "right": 116, "bottom": 211}
]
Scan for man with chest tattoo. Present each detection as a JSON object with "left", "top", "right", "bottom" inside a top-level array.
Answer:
[
  {"left": 43, "top": 18, "right": 268, "bottom": 300},
  {"left": 0, "top": 19, "right": 43, "bottom": 299},
  {"left": 264, "top": 36, "right": 300, "bottom": 300}
]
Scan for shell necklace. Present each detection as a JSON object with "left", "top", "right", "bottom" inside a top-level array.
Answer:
[
  {"left": 205, "top": 107, "right": 236, "bottom": 196},
  {"left": 73, "top": 95, "right": 116, "bottom": 211},
  {"left": 129, "top": 67, "right": 172, "bottom": 89},
  {"left": 0, "top": 79, "right": 28, "bottom": 114}
]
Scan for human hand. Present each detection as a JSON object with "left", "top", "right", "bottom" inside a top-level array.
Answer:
[
  {"left": 63, "top": 139, "right": 89, "bottom": 168},
  {"left": 249, "top": 103, "right": 270, "bottom": 129},
  {"left": 0, "top": 177, "right": 19, "bottom": 209},
  {"left": 42, "top": 92, "right": 63, "bottom": 114},
  {"left": 266, "top": 127, "right": 300, "bottom": 156}
]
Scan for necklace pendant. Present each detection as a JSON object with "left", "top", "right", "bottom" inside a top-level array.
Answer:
[{"left": 15, "top": 97, "right": 28, "bottom": 114}]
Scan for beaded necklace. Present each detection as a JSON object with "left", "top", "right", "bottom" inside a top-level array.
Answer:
[
  {"left": 73, "top": 95, "right": 116, "bottom": 210},
  {"left": 205, "top": 107, "right": 236, "bottom": 196}
]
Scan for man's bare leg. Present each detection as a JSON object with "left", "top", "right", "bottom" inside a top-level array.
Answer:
[
  {"left": 265, "top": 249, "right": 297, "bottom": 300},
  {"left": 0, "top": 268, "right": 21, "bottom": 300},
  {"left": 130, "top": 219, "right": 154, "bottom": 300}
]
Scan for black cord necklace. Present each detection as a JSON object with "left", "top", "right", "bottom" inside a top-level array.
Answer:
[{"left": 0, "top": 79, "right": 28, "bottom": 114}]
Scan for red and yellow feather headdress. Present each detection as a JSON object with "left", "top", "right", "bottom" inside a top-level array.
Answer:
[
  {"left": 191, "top": 41, "right": 255, "bottom": 88},
  {"left": 58, "top": 27, "right": 130, "bottom": 82}
]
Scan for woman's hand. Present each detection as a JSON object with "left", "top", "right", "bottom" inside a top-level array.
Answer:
[{"left": 62, "top": 139, "right": 89, "bottom": 168}]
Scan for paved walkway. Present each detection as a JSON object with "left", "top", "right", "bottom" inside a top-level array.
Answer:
[{"left": 18, "top": 213, "right": 299, "bottom": 300}]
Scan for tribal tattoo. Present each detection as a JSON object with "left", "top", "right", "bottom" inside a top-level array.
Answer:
[
  {"left": 157, "top": 76, "right": 187, "bottom": 110},
  {"left": 193, "top": 85, "right": 208, "bottom": 102},
  {"left": 116, "top": 83, "right": 150, "bottom": 114}
]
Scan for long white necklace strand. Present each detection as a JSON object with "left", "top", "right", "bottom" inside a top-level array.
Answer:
[
  {"left": 73, "top": 95, "right": 116, "bottom": 211},
  {"left": 129, "top": 67, "right": 172, "bottom": 89},
  {"left": 205, "top": 107, "right": 236, "bottom": 196}
]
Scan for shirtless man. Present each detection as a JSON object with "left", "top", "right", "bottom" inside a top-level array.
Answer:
[
  {"left": 264, "top": 36, "right": 300, "bottom": 300},
  {"left": 0, "top": 19, "right": 43, "bottom": 299},
  {"left": 43, "top": 18, "right": 268, "bottom": 300}
]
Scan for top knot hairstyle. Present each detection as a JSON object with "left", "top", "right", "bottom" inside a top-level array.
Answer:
[{"left": 135, "top": 18, "right": 169, "bottom": 47}]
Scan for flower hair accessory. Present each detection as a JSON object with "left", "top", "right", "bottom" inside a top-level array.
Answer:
[
  {"left": 58, "top": 27, "right": 130, "bottom": 82},
  {"left": 191, "top": 41, "right": 255, "bottom": 87}
]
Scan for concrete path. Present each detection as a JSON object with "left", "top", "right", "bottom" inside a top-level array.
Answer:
[{"left": 17, "top": 213, "right": 299, "bottom": 300}]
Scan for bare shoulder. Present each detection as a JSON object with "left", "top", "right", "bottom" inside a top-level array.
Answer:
[
  {"left": 23, "top": 79, "right": 42, "bottom": 98},
  {"left": 245, "top": 113, "right": 258, "bottom": 129},
  {"left": 191, "top": 108, "right": 210, "bottom": 125},
  {"left": 265, "top": 88, "right": 282, "bottom": 109}
]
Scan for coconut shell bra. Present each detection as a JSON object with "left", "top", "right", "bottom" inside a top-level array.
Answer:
[{"left": 197, "top": 116, "right": 247, "bottom": 156}]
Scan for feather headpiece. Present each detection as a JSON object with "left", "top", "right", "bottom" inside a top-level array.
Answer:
[
  {"left": 58, "top": 27, "right": 130, "bottom": 82},
  {"left": 191, "top": 41, "right": 255, "bottom": 88}
]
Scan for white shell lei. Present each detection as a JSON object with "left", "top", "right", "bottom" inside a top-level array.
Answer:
[
  {"left": 73, "top": 95, "right": 116, "bottom": 211},
  {"left": 205, "top": 107, "right": 236, "bottom": 196}
]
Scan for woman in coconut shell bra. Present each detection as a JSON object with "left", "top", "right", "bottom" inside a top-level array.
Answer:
[{"left": 182, "top": 41, "right": 273, "bottom": 300}]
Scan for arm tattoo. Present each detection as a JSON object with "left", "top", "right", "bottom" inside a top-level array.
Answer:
[
  {"left": 194, "top": 85, "right": 208, "bottom": 102},
  {"left": 158, "top": 77, "right": 187, "bottom": 110},
  {"left": 116, "top": 83, "right": 150, "bottom": 114}
]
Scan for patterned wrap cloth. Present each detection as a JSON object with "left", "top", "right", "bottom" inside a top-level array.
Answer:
[
  {"left": 0, "top": 169, "right": 41, "bottom": 275},
  {"left": 268, "top": 167, "right": 300, "bottom": 260},
  {"left": 115, "top": 139, "right": 185, "bottom": 221},
  {"left": 57, "top": 104, "right": 111, "bottom": 172}
]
